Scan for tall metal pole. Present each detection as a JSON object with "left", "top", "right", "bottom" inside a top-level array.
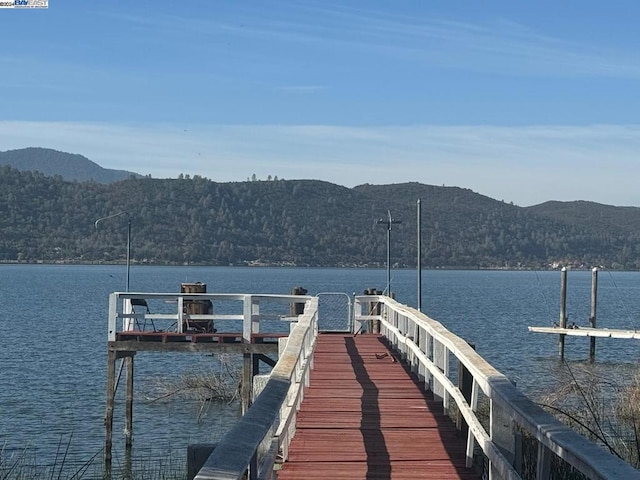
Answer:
[
  {"left": 95, "top": 211, "right": 131, "bottom": 292},
  {"left": 386, "top": 226, "right": 391, "bottom": 294},
  {"left": 589, "top": 267, "right": 598, "bottom": 361},
  {"left": 417, "top": 199, "right": 422, "bottom": 311},
  {"left": 126, "top": 217, "right": 131, "bottom": 292},
  {"left": 559, "top": 267, "right": 567, "bottom": 359},
  {"left": 377, "top": 210, "right": 401, "bottom": 296}
]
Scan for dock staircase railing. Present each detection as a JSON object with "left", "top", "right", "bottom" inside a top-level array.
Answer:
[
  {"left": 354, "top": 294, "right": 640, "bottom": 480},
  {"left": 193, "top": 297, "right": 318, "bottom": 480}
]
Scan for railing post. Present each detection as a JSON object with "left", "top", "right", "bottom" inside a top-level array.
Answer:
[
  {"left": 465, "top": 379, "right": 479, "bottom": 468},
  {"left": 417, "top": 326, "right": 427, "bottom": 389},
  {"left": 353, "top": 296, "right": 361, "bottom": 334},
  {"left": 425, "top": 331, "right": 433, "bottom": 392},
  {"left": 250, "top": 451, "right": 258, "bottom": 480},
  {"left": 242, "top": 296, "right": 256, "bottom": 416},
  {"left": 364, "top": 289, "right": 382, "bottom": 333},
  {"left": 442, "top": 347, "right": 450, "bottom": 412},
  {"left": 177, "top": 296, "right": 184, "bottom": 333},
  {"left": 456, "top": 346, "right": 474, "bottom": 435},
  {"left": 432, "top": 339, "right": 446, "bottom": 405},
  {"left": 409, "top": 319, "right": 418, "bottom": 375},
  {"left": 123, "top": 298, "right": 133, "bottom": 331},
  {"left": 514, "top": 431, "right": 523, "bottom": 475},
  {"left": 536, "top": 442, "right": 552, "bottom": 480},
  {"left": 399, "top": 313, "right": 409, "bottom": 362},
  {"left": 490, "top": 398, "right": 516, "bottom": 480},
  {"left": 108, "top": 293, "right": 118, "bottom": 341}
]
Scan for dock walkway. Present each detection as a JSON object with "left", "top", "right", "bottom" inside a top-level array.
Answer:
[{"left": 277, "top": 333, "right": 482, "bottom": 480}]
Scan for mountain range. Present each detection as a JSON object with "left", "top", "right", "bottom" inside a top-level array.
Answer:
[
  {"left": 0, "top": 147, "right": 140, "bottom": 183},
  {"left": 1, "top": 147, "right": 639, "bottom": 269}
]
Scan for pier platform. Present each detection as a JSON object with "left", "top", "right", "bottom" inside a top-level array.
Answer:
[
  {"left": 109, "top": 291, "right": 640, "bottom": 480},
  {"left": 277, "top": 333, "right": 481, "bottom": 480}
]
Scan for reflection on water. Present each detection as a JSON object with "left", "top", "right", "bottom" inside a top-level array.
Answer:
[{"left": 1, "top": 265, "right": 639, "bottom": 477}]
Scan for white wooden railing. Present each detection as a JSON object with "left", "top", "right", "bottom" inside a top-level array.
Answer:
[
  {"left": 193, "top": 297, "right": 318, "bottom": 480},
  {"left": 354, "top": 295, "right": 640, "bottom": 480},
  {"left": 179, "top": 293, "right": 639, "bottom": 480},
  {"left": 107, "top": 292, "right": 310, "bottom": 341}
]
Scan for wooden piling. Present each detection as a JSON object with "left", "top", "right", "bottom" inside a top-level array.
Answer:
[
  {"left": 559, "top": 267, "right": 568, "bottom": 359},
  {"left": 242, "top": 353, "right": 253, "bottom": 415},
  {"left": 181, "top": 283, "right": 214, "bottom": 333},
  {"left": 590, "top": 267, "right": 598, "bottom": 361},
  {"left": 240, "top": 351, "right": 275, "bottom": 425},
  {"left": 105, "top": 349, "right": 117, "bottom": 475},
  {"left": 290, "top": 287, "right": 308, "bottom": 316},
  {"left": 125, "top": 354, "right": 135, "bottom": 448}
]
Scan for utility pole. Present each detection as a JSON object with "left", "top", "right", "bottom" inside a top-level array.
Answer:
[
  {"left": 377, "top": 210, "right": 401, "bottom": 296},
  {"left": 417, "top": 199, "right": 422, "bottom": 311},
  {"left": 95, "top": 211, "right": 132, "bottom": 292}
]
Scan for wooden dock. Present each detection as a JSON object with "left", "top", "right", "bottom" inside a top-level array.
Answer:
[{"left": 277, "top": 333, "right": 482, "bottom": 480}]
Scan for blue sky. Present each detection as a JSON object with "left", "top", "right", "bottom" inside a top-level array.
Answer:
[{"left": 2, "top": 1, "right": 640, "bottom": 206}]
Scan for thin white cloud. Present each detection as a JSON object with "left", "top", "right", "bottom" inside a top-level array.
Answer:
[
  {"left": 101, "top": 5, "right": 640, "bottom": 80},
  {"left": 2, "top": 121, "right": 640, "bottom": 207}
]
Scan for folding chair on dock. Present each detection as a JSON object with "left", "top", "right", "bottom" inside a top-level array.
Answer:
[{"left": 131, "top": 298, "right": 157, "bottom": 332}]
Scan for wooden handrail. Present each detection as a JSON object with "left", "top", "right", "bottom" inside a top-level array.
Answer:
[
  {"left": 194, "top": 297, "right": 318, "bottom": 480},
  {"left": 177, "top": 292, "right": 640, "bottom": 480},
  {"left": 355, "top": 295, "right": 640, "bottom": 480}
]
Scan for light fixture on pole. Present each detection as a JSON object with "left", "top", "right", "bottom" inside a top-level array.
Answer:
[
  {"left": 377, "top": 210, "right": 401, "bottom": 296},
  {"left": 95, "top": 211, "right": 131, "bottom": 292}
]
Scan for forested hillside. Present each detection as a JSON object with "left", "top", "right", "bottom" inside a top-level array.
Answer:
[{"left": 2, "top": 165, "right": 640, "bottom": 269}]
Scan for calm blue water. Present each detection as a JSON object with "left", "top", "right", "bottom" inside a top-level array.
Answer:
[{"left": 1, "top": 265, "right": 639, "bottom": 477}]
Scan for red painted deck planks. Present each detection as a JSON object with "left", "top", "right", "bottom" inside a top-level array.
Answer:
[{"left": 277, "top": 333, "right": 482, "bottom": 480}]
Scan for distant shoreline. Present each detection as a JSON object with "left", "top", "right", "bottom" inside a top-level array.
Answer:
[{"left": 0, "top": 260, "right": 619, "bottom": 272}]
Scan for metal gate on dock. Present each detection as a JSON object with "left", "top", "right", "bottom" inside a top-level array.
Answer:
[{"left": 316, "top": 292, "right": 353, "bottom": 332}]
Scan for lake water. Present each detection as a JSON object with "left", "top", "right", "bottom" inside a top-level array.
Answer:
[{"left": 1, "top": 265, "right": 639, "bottom": 478}]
